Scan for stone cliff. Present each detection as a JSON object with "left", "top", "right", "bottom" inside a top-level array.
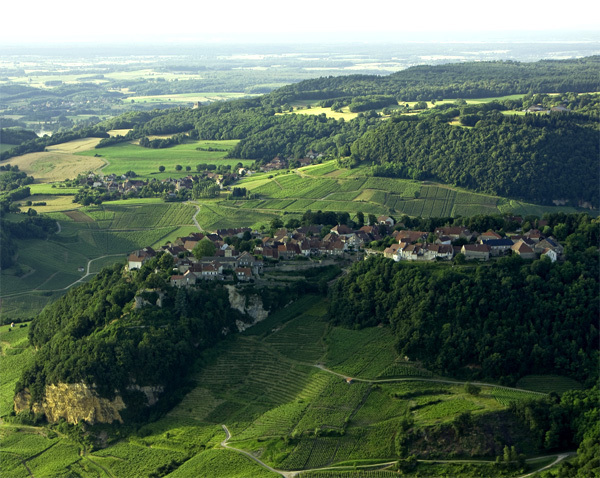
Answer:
[
  {"left": 226, "top": 285, "right": 269, "bottom": 332},
  {"left": 14, "top": 383, "right": 126, "bottom": 424}
]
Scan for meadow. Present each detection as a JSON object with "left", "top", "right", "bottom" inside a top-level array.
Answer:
[
  {"left": 76, "top": 139, "right": 251, "bottom": 178},
  {"left": 0, "top": 201, "right": 197, "bottom": 321}
]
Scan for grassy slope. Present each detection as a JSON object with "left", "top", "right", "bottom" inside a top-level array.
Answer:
[
  {"left": 0, "top": 297, "right": 576, "bottom": 477},
  {"left": 0, "top": 201, "right": 197, "bottom": 321},
  {"left": 196, "top": 162, "right": 583, "bottom": 231},
  {"left": 75, "top": 139, "right": 252, "bottom": 178}
]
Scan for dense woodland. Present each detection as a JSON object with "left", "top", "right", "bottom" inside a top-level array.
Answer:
[
  {"left": 328, "top": 214, "right": 599, "bottom": 386},
  {"left": 349, "top": 112, "right": 599, "bottom": 204}
]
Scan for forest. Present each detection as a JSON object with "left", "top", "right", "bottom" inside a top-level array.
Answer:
[
  {"left": 349, "top": 112, "right": 599, "bottom": 204},
  {"left": 328, "top": 213, "right": 599, "bottom": 386},
  {"left": 264, "top": 57, "right": 600, "bottom": 104},
  {"left": 17, "top": 256, "right": 241, "bottom": 417}
]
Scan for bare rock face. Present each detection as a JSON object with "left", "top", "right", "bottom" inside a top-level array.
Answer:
[
  {"left": 14, "top": 383, "right": 126, "bottom": 424},
  {"left": 225, "top": 285, "right": 269, "bottom": 332}
]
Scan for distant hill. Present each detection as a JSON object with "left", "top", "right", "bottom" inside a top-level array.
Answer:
[{"left": 265, "top": 56, "right": 600, "bottom": 104}]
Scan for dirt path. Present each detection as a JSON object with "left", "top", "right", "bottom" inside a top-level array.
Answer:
[
  {"left": 221, "top": 425, "right": 294, "bottom": 478},
  {"left": 190, "top": 203, "right": 203, "bottom": 232},
  {"left": 313, "top": 364, "right": 547, "bottom": 396},
  {"left": 81, "top": 448, "right": 115, "bottom": 478}
]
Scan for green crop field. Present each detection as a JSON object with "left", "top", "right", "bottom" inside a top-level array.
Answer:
[
  {"left": 76, "top": 139, "right": 251, "bottom": 177},
  {"left": 181, "top": 165, "right": 588, "bottom": 228},
  {"left": 0, "top": 202, "right": 197, "bottom": 319}
]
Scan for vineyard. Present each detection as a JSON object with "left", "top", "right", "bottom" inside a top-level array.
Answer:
[{"left": 0, "top": 295, "right": 556, "bottom": 477}]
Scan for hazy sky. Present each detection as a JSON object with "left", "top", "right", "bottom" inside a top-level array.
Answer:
[{"left": 3, "top": 0, "right": 600, "bottom": 44}]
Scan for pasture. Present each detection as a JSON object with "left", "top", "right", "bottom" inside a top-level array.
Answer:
[
  {"left": 76, "top": 139, "right": 251, "bottom": 177},
  {"left": 8, "top": 150, "right": 105, "bottom": 182}
]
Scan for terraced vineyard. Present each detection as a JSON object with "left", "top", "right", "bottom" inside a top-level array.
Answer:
[
  {"left": 0, "top": 297, "right": 557, "bottom": 477},
  {"left": 201, "top": 163, "right": 587, "bottom": 230}
]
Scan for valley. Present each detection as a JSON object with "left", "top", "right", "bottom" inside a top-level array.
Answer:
[{"left": 1, "top": 51, "right": 598, "bottom": 478}]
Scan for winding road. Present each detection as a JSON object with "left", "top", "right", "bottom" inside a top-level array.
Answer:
[{"left": 216, "top": 365, "right": 561, "bottom": 478}]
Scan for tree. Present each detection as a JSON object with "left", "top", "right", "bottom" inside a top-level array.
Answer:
[
  {"left": 158, "top": 165, "right": 165, "bottom": 172},
  {"left": 185, "top": 166, "right": 191, "bottom": 172},
  {"left": 175, "top": 165, "right": 182, "bottom": 171},
  {"left": 356, "top": 211, "right": 365, "bottom": 228},
  {"left": 192, "top": 238, "right": 216, "bottom": 260},
  {"left": 464, "top": 382, "right": 481, "bottom": 396}
]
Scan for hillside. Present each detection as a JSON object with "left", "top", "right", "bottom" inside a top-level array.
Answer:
[
  {"left": 3, "top": 58, "right": 599, "bottom": 208},
  {"left": 3, "top": 286, "right": 598, "bottom": 477}
]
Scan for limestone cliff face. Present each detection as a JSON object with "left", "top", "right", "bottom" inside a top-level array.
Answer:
[
  {"left": 226, "top": 285, "right": 269, "bottom": 332},
  {"left": 14, "top": 383, "right": 126, "bottom": 424}
]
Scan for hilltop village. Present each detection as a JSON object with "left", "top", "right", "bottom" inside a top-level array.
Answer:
[{"left": 127, "top": 215, "right": 564, "bottom": 287}]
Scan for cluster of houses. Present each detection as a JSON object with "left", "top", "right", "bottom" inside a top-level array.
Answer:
[
  {"left": 260, "top": 151, "right": 324, "bottom": 172},
  {"left": 380, "top": 225, "right": 563, "bottom": 262},
  {"left": 127, "top": 228, "right": 263, "bottom": 286},
  {"left": 127, "top": 215, "right": 565, "bottom": 289},
  {"left": 81, "top": 173, "right": 225, "bottom": 196}
]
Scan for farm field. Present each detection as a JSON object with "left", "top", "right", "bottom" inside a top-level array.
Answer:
[
  {"left": 0, "top": 296, "right": 583, "bottom": 477},
  {"left": 8, "top": 150, "right": 106, "bottom": 182},
  {"left": 76, "top": 139, "right": 250, "bottom": 178},
  {"left": 196, "top": 163, "right": 588, "bottom": 228},
  {"left": 0, "top": 202, "right": 197, "bottom": 320}
]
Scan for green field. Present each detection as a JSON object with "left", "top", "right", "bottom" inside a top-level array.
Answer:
[
  {"left": 76, "top": 139, "right": 251, "bottom": 177},
  {"left": 0, "top": 201, "right": 197, "bottom": 320},
  {"left": 187, "top": 163, "right": 588, "bottom": 229}
]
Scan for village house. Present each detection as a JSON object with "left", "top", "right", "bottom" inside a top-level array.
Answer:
[
  {"left": 236, "top": 252, "right": 264, "bottom": 274},
  {"left": 396, "top": 230, "right": 429, "bottom": 244},
  {"left": 511, "top": 240, "right": 536, "bottom": 260},
  {"left": 478, "top": 230, "right": 502, "bottom": 241},
  {"left": 377, "top": 215, "right": 395, "bottom": 227},
  {"left": 127, "top": 247, "right": 156, "bottom": 270},
  {"left": 434, "top": 226, "right": 473, "bottom": 241},
  {"left": 461, "top": 244, "right": 491, "bottom": 261},
  {"left": 534, "top": 237, "right": 563, "bottom": 255},
  {"left": 541, "top": 248, "right": 559, "bottom": 262},
  {"left": 170, "top": 270, "right": 197, "bottom": 287},
  {"left": 235, "top": 267, "right": 253, "bottom": 282},
  {"left": 480, "top": 238, "right": 514, "bottom": 256},
  {"left": 383, "top": 244, "right": 402, "bottom": 259}
]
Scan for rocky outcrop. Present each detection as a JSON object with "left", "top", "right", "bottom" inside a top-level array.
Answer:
[
  {"left": 14, "top": 383, "right": 126, "bottom": 424},
  {"left": 226, "top": 285, "right": 269, "bottom": 332}
]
